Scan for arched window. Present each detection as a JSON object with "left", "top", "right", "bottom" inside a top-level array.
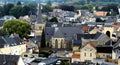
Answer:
[
  {"left": 61, "top": 39, "right": 63, "bottom": 48},
  {"left": 55, "top": 39, "right": 58, "bottom": 48},
  {"left": 106, "top": 31, "right": 110, "bottom": 37}
]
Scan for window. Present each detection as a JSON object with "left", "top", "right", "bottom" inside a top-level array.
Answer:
[
  {"left": 84, "top": 53, "right": 86, "bottom": 56},
  {"left": 39, "top": 26, "right": 42, "bottom": 30},
  {"left": 90, "top": 53, "right": 92, "bottom": 57},
  {"left": 55, "top": 39, "right": 58, "bottom": 48},
  {"left": 24, "top": 55, "right": 28, "bottom": 57},
  {"left": 90, "top": 49, "right": 92, "bottom": 51}
]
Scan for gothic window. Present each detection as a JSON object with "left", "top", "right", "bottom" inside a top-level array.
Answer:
[
  {"left": 61, "top": 39, "right": 63, "bottom": 48},
  {"left": 55, "top": 39, "right": 58, "bottom": 48}
]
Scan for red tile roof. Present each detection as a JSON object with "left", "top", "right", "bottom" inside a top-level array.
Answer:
[
  {"left": 82, "top": 25, "right": 89, "bottom": 31},
  {"left": 112, "top": 24, "right": 120, "bottom": 27},
  {"left": 82, "top": 42, "right": 96, "bottom": 49},
  {"left": 72, "top": 54, "right": 80, "bottom": 58}
]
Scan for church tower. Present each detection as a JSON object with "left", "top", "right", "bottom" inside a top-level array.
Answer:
[
  {"left": 34, "top": 0, "right": 45, "bottom": 36},
  {"left": 37, "top": 1, "right": 42, "bottom": 23}
]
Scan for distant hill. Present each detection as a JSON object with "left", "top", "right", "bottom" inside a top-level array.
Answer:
[{"left": 0, "top": 0, "right": 120, "bottom": 4}]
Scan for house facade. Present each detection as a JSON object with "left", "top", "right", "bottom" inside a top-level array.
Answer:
[{"left": 80, "top": 42, "right": 96, "bottom": 62}]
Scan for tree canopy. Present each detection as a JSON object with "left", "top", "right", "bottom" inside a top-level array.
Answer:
[
  {"left": 10, "top": 5, "right": 23, "bottom": 18},
  {"left": 3, "top": 3, "right": 14, "bottom": 15},
  {"left": 40, "top": 29, "right": 46, "bottom": 48},
  {"left": 59, "top": 5, "right": 76, "bottom": 12},
  {"left": 2, "top": 19, "right": 31, "bottom": 39},
  {"left": 49, "top": 17, "right": 58, "bottom": 22},
  {"left": 0, "top": 3, "right": 37, "bottom": 18}
]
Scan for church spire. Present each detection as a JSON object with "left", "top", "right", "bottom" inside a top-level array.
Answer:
[{"left": 37, "top": 0, "right": 42, "bottom": 23}]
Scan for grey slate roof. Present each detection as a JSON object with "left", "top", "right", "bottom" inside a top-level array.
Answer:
[
  {"left": 45, "top": 27, "right": 54, "bottom": 41},
  {"left": 0, "top": 54, "right": 20, "bottom": 65},
  {"left": 113, "top": 39, "right": 120, "bottom": 48},
  {"left": 77, "top": 32, "right": 102, "bottom": 40},
  {"left": 45, "top": 26, "right": 83, "bottom": 41},
  {"left": 97, "top": 46, "right": 113, "bottom": 53},
  {"left": 0, "top": 36, "right": 23, "bottom": 48},
  {"left": 72, "top": 39, "right": 82, "bottom": 46},
  {"left": 0, "top": 37, "right": 6, "bottom": 48},
  {"left": 29, "top": 36, "right": 41, "bottom": 44},
  {"left": 53, "top": 27, "right": 64, "bottom": 38},
  {"left": 53, "top": 27, "right": 83, "bottom": 39},
  {"left": 3, "top": 36, "right": 18, "bottom": 46}
]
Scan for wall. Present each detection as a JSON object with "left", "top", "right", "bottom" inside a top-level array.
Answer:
[
  {"left": 73, "top": 46, "right": 80, "bottom": 51},
  {"left": 0, "top": 44, "right": 26, "bottom": 55},
  {"left": 34, "top": 23, "right": 45, "bottom": 36},
  {"left": 18, "top": 57, "right": 25, "bottom": 65},
  {"left": 72, "top": 58, "right": 80, "bottom": 63},
  {"left": 80, "top": 44, "right": 96, "bottom": 62},
  {"left": 96, "top": 53, "right": 112, "bottom": 59},
  {"left": 51, "top": 38, "right": 65, "bottom": 48},
  {"left": 102, "top": 26, "right": 114, "bottom": 39}
]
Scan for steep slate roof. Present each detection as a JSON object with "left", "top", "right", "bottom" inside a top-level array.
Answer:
[
  {"left": 0, "top": 36, "right": 24, "bottom": 48},
  {"left": 113, "top": 39, "right": 120, "bottom": 48},
  {"left": 0, "top": 54, "right": 20, "bottom": 65},
  {"left": 77, "top": 32, "right": 102, "bottom": 40},
  {"left": 45, "top": 26, "right": 83, "bottom": 42},
  {"left": 3, "top": 36, "right": 18, "bottom": 46},
  {"left": 59, "top": 27, "right": 83, "bottom": 38},
  {"left": 13, "top": 37, "right": 23, "bottom": 45},
  {"left": 82, "top": 42, "right": 96, "bottom": 49},
  {"left": 72, "top": 39, "right": 82, "bottom": 46},
  {"left": 45, "top": 27, "right": 54, "bottom": 41},
  {"left": 53, "top": 27, "right": 83, "bottom": 39},
  {"left": 97, "top": 46, "right": 113, "bottom": 53},
  {"left": 29, "top": 36, "right": 41, "bottom": 44},
  {"left": 53, "top": 27, "right": 64, "bottom": 38},
  {"left": 0, "top": 37, "right": 6, "bottom": 48}
]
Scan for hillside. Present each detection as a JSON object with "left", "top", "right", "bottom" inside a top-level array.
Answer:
[{"left": 0, "top": 0, "right": 120, "bottom": 4}]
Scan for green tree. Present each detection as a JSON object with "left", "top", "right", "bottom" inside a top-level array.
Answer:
[
  {"left": 75, "top": 4, "right": 93, "bottom": 12},
  {"left": 40, "top": 29, "right": 46, "bottom": 48},
  {"left": 3, "top": 3, "right": 14, "bottom": 15},
  {"left": 96, "top": 18, "right": 103, "bottom": 22},
  {"left": 22, "top": 5, "right": 30, "bottom": 15},
  {"left": 49, "top": 17, "right": 58, "bottom": 22},
  {"left": 9, "top": 5, "right": 23, "bottom": 18},
  {"left": 2, "top": 19, "right": 31, "bottom": 39},
  {"left": 17, "top": 1, "right": 22, "bottom": 5},
  {"left": 42, "top": 5, "right": 53, "bottom": 13},
  {"left": 27, "top": 3, "right": 37, "bottom": 15}
]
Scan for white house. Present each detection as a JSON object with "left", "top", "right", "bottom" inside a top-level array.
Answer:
[{"left": 80, "top": 42, "right": 96, "bottom": 62}]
